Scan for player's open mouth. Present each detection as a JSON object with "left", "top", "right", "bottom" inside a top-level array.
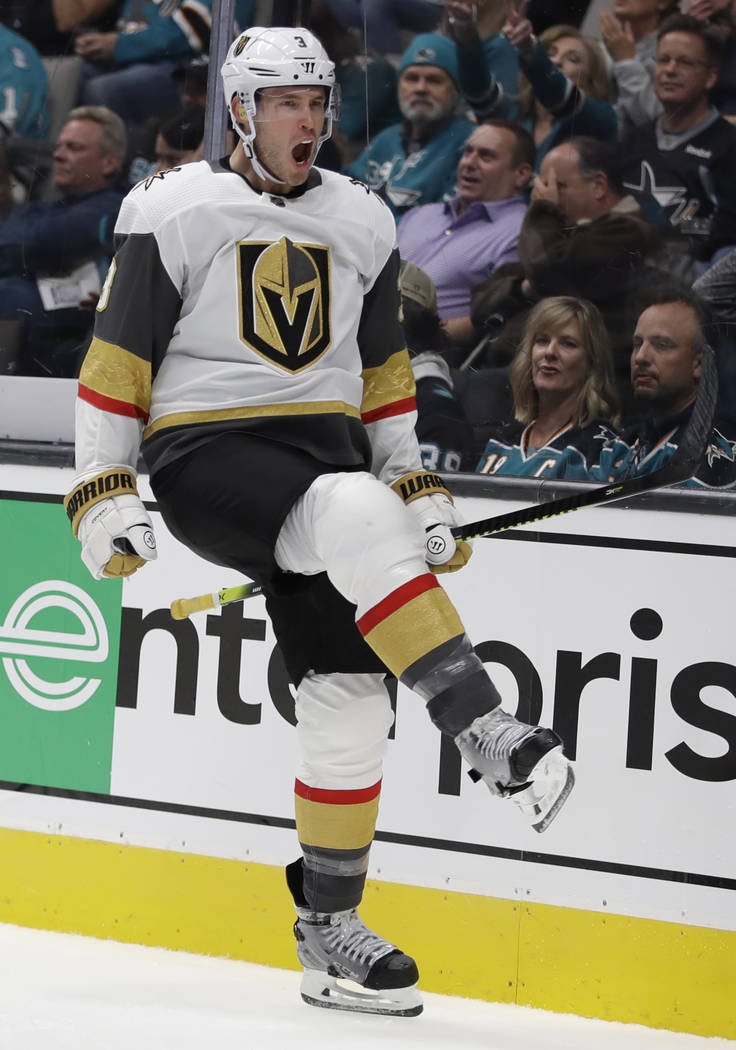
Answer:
[{"left": 292, "top": 141, "right": 313, "bottom": 166}]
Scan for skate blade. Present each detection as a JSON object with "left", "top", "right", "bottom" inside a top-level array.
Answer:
[
  {"left": 521, "top": 747, "right": 575, "bottom": 833},
  {"left": 300, "top": 969, "right": 423, "bottom": 1017}
]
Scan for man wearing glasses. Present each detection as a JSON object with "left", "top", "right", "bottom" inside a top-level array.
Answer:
[{"left": 619, "top": 13, "right": 736, "bottom": 269}]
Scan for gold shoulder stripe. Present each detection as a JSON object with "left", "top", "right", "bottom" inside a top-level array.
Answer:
[
  {"left": 79, "top": 338, "right": 152, "bottom": 417},
  {"left": 361, "top": 349, "right": 415, "bottom": 418}
]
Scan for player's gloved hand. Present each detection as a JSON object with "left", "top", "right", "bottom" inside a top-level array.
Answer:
[
  {"left": 392, "top": 471, "right": 473, "bottom": 573},
  {"left": 64, "top": 468, "right": 157, "bottom": 580}
]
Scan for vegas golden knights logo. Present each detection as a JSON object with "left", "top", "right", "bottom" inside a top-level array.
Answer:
[
  {"left": 238, "top": 237, "right": 331, "bottom": 372},
  {"left": 234, "top": 34, "right": 249, "bottom": 55}
]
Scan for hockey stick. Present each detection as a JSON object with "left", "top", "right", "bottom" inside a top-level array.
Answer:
[
  {"left": 170, "top": 581, "right": 263, "bottom": 620},
  {"left": 169, "top": 346, "right": 716, "bottom": 618},
  {"left": 451, "top": 342, "right": 718, "bottom": 543}
]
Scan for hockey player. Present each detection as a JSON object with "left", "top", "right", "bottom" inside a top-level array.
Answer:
[{"left": 63, "top": 27, "right": 574, "bottom": 1017}]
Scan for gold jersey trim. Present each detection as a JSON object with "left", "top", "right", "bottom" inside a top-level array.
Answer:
[{"left": 143, "top": 400, "right": 362, "bottom": 439}]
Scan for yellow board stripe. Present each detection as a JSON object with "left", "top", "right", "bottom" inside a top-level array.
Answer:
[
  {"left": 362, "top": 587, "right": 464, "bottom": 678},
  {"left": 79, "top": 338, "right": 152, "bottom": 416},
  {"left": 143, "top": 400, "right": 361, "bottom": 439},
  {"left": 360, "top": 349, "right": 415, "bottom": 417},
  {"left": 1, "top": 826, "right": 734, "bottom": 1039},
  {"left": 295, "top": 794, "right": 379, "bottom": 850}
]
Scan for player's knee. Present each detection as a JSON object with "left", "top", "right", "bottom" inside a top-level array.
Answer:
[
  {"left": 295, "top": 672, "right": 393, "bottom": 784},
  {"left": 313, "top": 473, "right": 426, "bottom": 599}
]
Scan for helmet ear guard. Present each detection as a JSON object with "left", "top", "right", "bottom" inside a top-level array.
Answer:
[{"left": 221, "top": 26, "right": 339, "bottom": 185}]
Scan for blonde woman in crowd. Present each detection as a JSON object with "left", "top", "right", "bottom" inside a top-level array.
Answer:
[{"left": 475, "top": 296, "right": 622, "bottom": 478}]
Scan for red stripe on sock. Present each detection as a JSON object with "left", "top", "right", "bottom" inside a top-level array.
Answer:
[
  {"left": 356, "top": 574, "right": 439, "bottom": 636},
  {"left": 294, "top": 779, "right": 382, "bottom": 804}
]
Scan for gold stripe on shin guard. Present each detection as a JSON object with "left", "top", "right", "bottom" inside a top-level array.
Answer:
[
  {"left": 358, "top": 577, "right": 465, "bottom": 679},
  {"left": 295, "top": 791, "right": 380, "bottom": 852}
]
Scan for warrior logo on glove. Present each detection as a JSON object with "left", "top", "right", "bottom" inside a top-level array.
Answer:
[
  {"left": 64, "top": 467, "right": 158, "bottom": 580},
  {"left": 426, "top": 534, "right": 448, "bottom": 557}
]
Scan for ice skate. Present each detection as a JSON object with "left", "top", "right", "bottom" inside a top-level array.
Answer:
[
  {"left": 455, "top": 707, "right": 574, "bottom": 832},
  {"left": 294, "top": 907, "right": 423, "bottom": 1016}
]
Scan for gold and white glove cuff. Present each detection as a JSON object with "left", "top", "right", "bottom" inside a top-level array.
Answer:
[
  {"left": 391, "top": 470, "right": 454, "bottom": 506},
  {"left": 64, "top": 468, "right": 139, "bottom": 537}
]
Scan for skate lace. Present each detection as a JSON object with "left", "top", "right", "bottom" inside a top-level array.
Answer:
[
  {"left": 326, "top": 913, "right": 394, "bottom": 966},
  {"left": 473, "top": 717, "right": 530, "bottom": 761}
]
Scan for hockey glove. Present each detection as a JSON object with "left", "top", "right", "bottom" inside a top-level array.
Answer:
[
  {"left": 392, "top": 471, "right": 473, "bottom": 573},
  {"left": 64, "top": 468, "right": 157, "bottom": 580}
]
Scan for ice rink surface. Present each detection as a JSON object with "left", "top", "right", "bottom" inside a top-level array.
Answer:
[{"left": 0, "top": 922, "right": 732, "bottom": 1050}]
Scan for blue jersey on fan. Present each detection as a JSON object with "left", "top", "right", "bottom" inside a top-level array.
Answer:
[
  {"left": 475, "top": 419, "right": 625, "bottom": 481},
  {"left": 344, "top": 115, "right": 474, "bottom": 219},
  {"left": 112, "top": 0, "right": 213, "bottom": 64},
  {"left": 0, "top": 25, "right": 49, "bottom": 140},
  {"left": 605, "top": 406, "right": 736, "bottom": 490}
]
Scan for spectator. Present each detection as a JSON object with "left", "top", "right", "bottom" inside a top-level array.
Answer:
[
  {"left": 475, "top": 295, "right": 621, "bottom": 478},
  {"left": 619, "top": 14, "right": 736, "bottom": 266},
  {"left": 693, "top": 242, "right": 736, "bottom": 417},
  {"left": 502, "top": 8, "right": 617, "bottom": 164},
  {"left": 517, "top": 136, "right": 661, "bottom": 403},
  {"left": 0, "top": 0, "right": 117, "bottom": 56},
  {"left": 617, "top": 286, "right": 736, "bottom": 486},
  {"left": 599, "top": 0, "right": 680, "bottom": 139},
  {"left": 171, "top": 56, "right": 208, "bottom": 108},
  {"left": 398, "top": 259, "right": 474, "bottom": 472},
  {"left": 0, "top": 22, "right": 49, "bottom": 141},
  {"left": 443, "top": 0, "right": 521, "bottom": 121},
  {"left": 153, "top": 102, "right": 204, "bottom": 170},
  {"left": 0, "top": 22, "right": 51, "bottom": 200},
  {"left": 322, "top": 0, "right": 442, "bottom": 55},
  {"left": 0, "top": 105, "right": 125, "bottom": 376},
  {"left": 75, "top": 0, "right": 212, "bottom": 135},
  {"left": 127, "top": 100, "right": 205, "bottom": 186},
  {"left": 397, "top": 119, "right": 534, "bottom": 345},
  {"left": 683, "top": 0, "right": 736, "bottom": 116},
  {"left": 469, "top": 137, "right": 661, "bottom": 392},
  {"left": 344, "top": 33, "right": 475, "bottom": 218}
]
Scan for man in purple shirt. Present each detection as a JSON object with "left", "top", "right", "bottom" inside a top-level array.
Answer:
[{"left": 397, "top": 119, "right": 534, "bottom": 345}]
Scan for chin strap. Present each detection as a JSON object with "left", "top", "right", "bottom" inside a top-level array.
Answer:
[{"left": 239, "top": 138, "right": 291, "bottom": 188}]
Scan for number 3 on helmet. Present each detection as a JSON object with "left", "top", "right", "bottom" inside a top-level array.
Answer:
[{"left": 221, "top": 26, "right": 340, "bottom": 182}]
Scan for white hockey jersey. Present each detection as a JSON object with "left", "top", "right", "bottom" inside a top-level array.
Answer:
[{"left": 75, "top": 159, "right": 421, "bottom": 485}]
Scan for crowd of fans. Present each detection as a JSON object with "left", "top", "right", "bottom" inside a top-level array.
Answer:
[{"left": 1, "top": 0, "right": 736, "bottom": 488}]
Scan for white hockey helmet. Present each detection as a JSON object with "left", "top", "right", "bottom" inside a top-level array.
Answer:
[{"left": 221, "top": 26, "right": 338, "bottom": 184}]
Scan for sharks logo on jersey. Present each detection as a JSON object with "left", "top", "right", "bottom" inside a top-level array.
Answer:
[
  {"left": 237, "top": 236, "right": 331, "bottom": 372},
  {"left": 622, "top": 160, "right": 701, "bottom": 227}
]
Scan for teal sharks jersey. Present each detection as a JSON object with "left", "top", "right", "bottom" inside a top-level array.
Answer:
[
  {"left": 344, "top": 116, "right": 475, "bottom": 219},
  {"left": 0, "top": 25, "right": 49, "bottom": 140},
  {"left": 475, "top": 420, "right": 624, "bottom": 481}
]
